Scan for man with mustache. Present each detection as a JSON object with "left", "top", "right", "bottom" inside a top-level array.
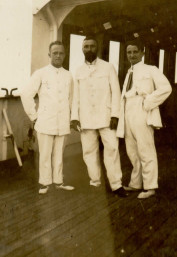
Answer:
[
  {"left": 21, "top": 41, "right": 74, "bottom": 194},
  {"left": 117, "top": 39, "right": 172, "bottom": 199},
  {"left": 71, "top": 36, "right": 128, "bottom": 197}
]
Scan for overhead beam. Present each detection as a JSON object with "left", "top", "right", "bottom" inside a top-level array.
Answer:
[
  {"left": 54, "top": 0, "right": 109, "bottom": 8},
  {"left": 33, "top": 0, "right": 108, "bottom": 14},
  {"left": 33, "top": 0, "right": 51, "bottom": 14}
]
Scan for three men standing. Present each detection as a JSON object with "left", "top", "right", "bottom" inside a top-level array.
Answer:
[
  {"left": 71, "top": 36, "right": 128, "bottom": 197},
  {"left": 21, "top": 37, "right": 171, "bottom": 199},
  {"left": 21, "top": 41, "right": 74, "bottom": 194},
  {"left": 117, "top": 39, "right": 172, "bottom": 199}
]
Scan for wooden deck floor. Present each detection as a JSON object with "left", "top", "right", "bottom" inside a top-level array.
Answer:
[{"left": 0, "top": 141, "right": 177, "bottom": 257}]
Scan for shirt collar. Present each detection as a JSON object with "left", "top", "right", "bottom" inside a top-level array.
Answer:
[
  {"left": 49, "top": 64, "right": 63, "bottom": 72},
  {"left": 128, "top": 61, "right": 143, "bottom": 73},
  {"left": 132, "top": 61, "right": 143, "bottom": 69},
  {"left": 85, "top": 57, "right": 98, "bottom": 66}
]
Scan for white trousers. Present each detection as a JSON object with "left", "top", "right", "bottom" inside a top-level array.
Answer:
[
  {"left": 80, "top": 128, "right": 122, "bottom": 190},
  {"left": 125, "top": 96, "right": 158, "bottom": 190},
  {"left": 37, "top": 132, "right": 66, "bottom": 186}
]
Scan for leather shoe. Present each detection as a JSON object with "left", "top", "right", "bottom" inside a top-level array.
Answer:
[{"left": 114, "top": 187, "right": 129, "bottom": 197}]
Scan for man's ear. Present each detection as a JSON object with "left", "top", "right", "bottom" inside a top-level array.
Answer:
[{"left": 48, "top": 52, "right": 51, "bottom": 58}]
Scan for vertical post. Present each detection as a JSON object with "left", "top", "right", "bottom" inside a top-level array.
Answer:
[{"left": 46, "top": 5, "right": 58, "bottom": 42}]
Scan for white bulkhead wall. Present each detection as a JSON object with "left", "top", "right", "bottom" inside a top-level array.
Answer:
[{"left": 0, "top": 0, "right": 33, "bottom": 94}]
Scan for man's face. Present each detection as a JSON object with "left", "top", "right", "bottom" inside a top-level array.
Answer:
[
  {"left": 82, "top": 39, "right": 98, "bottom": 62},
  {"left": 49, "top": 44, "right": 65, "bottom": 68},
  {"left": 126, "top": 45, "right": 144, "bottom": 65}
]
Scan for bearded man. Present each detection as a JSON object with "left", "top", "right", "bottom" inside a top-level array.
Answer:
[{"left": 71, "top": 36, "right": 128, "bottom": 197}]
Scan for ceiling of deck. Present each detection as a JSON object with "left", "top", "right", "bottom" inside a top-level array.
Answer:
[{"left": 60, "top": 0, "right": 177, "bottom": 50}]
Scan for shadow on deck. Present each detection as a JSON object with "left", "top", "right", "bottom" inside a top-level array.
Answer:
[{"left": 0, "top": 140, "right": 177, "bottom": 257}]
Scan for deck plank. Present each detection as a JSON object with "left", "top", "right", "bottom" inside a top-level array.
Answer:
[
  {"left": 130, "top": 212, "right": 177, "bottom": 257},
  {"left": 0, "top": 144, "right": 176, "bottom": 257}
]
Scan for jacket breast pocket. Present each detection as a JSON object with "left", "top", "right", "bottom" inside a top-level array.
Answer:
[
  {"left": 135, "top": 75, "right": 154, "bottom": 95},
  {"left": 92, "top": 73, "right": 109, "bottom": 91},
  {"left": 40, "top": 80, "right": 50, "bottom": 93},
  {"left": 42, "top": 79, "right": 50, "bottom": 87}
]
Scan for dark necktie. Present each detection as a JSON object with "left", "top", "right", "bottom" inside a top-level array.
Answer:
[{"left": 126, "top": 71, "right": 133, "bottom": 92}]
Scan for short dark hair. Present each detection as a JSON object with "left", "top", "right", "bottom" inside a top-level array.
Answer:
[
  {"left": 49, "top": 41, "right": 65, "bottom": 51},
  {"left": 126, "top": 39, "right": 144, "bottom": 52},
  {"left": 83, "top": 35, "right": 98, "bottom": 45}
]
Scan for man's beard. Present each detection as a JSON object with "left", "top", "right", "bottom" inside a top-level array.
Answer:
[{"left": 84, "top": 51, "right": 97, "bottom": 63}]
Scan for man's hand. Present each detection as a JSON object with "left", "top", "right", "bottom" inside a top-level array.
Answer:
[
  {"left": 110, "top": 117, "right": 118, "bottom": 130},
  {"left": 70, "top": 120, "right": 81, "bottom": 132},
  {"left": 32, "top": 119, "right": 37, "bottom": 129}
]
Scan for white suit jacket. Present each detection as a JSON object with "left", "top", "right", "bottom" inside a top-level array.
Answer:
[
  {"left": 117, "top": 62, "right": 172, "bottom": 138},
  {"left": 71, "top": 58, "right": 121, "bottom": 129},
  {"left": 21, "top": 64, "right": 73, "bottom": 136}
]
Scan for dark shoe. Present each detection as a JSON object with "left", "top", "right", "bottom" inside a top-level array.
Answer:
[{"left": 114, "top": 187, "right": 129, "bottom": 197}]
